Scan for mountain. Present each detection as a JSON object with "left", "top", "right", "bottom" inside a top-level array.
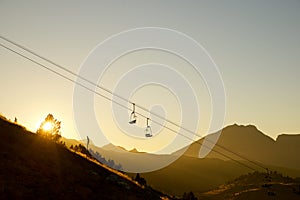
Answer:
[
  {"left": 89, "top": 143, "right": 176, "bottom": 173},
  {"left": 102, "top": 143, "right": 130, "bottom": 153},
  {"left": 142, "top": 156, "right": 251, "bottom": 195},
  {"left": 60, "top": 123, "right": 300, "bottom": 198},
  {"left": 141, "top": 124, "right": 300, "bottom": 196},
  {"left": 102, "top": 144, "right": 144, "bottom": 154},
  {"left": 130, "top": 148, "right": 144, "bottom": 153},
  {"left": 0, "top": 116, "right": 168, "bottom": 199},
  {"left": 181, "top": 124, "right": 300, "bottom": 170}
]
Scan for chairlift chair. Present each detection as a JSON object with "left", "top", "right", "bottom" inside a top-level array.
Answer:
[
  {"left": 145, "top": 118, "right": 152, "bottom": 137},
  {"left": 129, "top": 103, "right": 137, "bottom": 124}
]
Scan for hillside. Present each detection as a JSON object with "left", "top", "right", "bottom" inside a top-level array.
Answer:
[
  {"left": 141, "top": 155, "right": 300, "bottom": 197},
  {"left": 0, "top": 116, "right": 167, "bottom": 199},
  {"left": 198, "top": 171, "right": 300, "bottom": 200},
  {"left": 142, "top": 156, "right": 252, "bottom": 195}
]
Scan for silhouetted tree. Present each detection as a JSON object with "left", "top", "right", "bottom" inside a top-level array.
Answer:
[
  {"left": 73, "top": 144, "right": 78, "bottom": 151},
  {"left": 89, "top": 149, "right": 123, "bottom": 171},
  {"left": 108, "top": 159, "right": 115, "bottom": 167},
  {"left": 182, "top": 191, "right": 197, "bottom": 200},
  {"left": 60, "top": 141, "right": 66, "bottom": 147},
  {"left": 73, "top": 144, "right": 92, "bottom": 158},
  {"left": 135, "top": 173, "right": 147, "bottom": 186},
  {"left": 114, "top": 163, "right": 122, "bottom": 171},
  {"left": 183, "top": 192, "right": 187, "bottom": 199},
  {"left": 135, "top": 173, "right": 141, "bottom": 181},
  {"left": 188, "top": 192, "right": 197, "bottom": 200},
  {"left": 37, "top": 114, "right": 61, "bottom": 142},
  {"left": 14, "top": 117, "right": 17, "bottom": 123}
]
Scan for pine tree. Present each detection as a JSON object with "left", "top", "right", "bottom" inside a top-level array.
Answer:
[{"left": 37, "top": 114, "right": 61, "bottom": 142}]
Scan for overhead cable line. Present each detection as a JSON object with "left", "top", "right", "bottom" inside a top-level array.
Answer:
[
  {"left": 0, "top": 35, "right": 269, "bottom": 171},
  {"left": 0, "top": 35, "right": 201, "bottom": 137},
  {"left": 0, "top": 36, "right": 268, "bottom": 172}
]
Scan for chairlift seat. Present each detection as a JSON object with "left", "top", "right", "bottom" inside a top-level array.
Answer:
[
  {"left": 145, "top": 125, "right": 152, "bottom": 137},
  {"left": 129, "top": 112, "right": 137, "bottom": 124},
  {"left": 129, "top": 119, "right": 136, "bottom": 124},
  {"left": 145, "top": 133, "right": 152, "bottom": 137}
]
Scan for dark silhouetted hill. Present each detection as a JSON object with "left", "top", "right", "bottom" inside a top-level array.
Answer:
[{"left": 0, "top": 116, "right": 167, "bottom": 199}]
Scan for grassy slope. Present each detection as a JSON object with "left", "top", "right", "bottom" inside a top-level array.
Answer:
[
  {"left": 0, "top": 116, "right": 165, "bottom": 200},
  {"left": 198, "top": 171, "right": 300, "bottom": 200}
]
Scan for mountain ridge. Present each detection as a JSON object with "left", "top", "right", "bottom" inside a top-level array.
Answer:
[
  {"left": 180, "top": 124, "right": 300, "bottom": 170},
  {"left": 140, "top": 124, "right": 300, "bottom": 196}
]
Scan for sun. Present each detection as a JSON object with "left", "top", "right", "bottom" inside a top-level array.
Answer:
[{"left": 42, "top": 121, "right": 53, "bottom": 132}]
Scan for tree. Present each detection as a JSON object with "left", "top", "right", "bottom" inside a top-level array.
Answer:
[
  {"left": 182, "top": 191, "right": 197, "bottom": 200},
  {"left": 135, "top": 173, "right": 147, "bottom": 186},
  {"left": 73, "top": 144, "right": 92, "bottom": 158},
  {"left": 37, "top": 114, "right": 61, "bottom": 142}
]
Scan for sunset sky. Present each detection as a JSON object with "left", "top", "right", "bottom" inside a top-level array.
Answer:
[{"left": 0, "top": 1, "right": 299, "bottom": 153}]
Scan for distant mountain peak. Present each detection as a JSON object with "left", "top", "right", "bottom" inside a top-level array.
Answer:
[
  {"left": 129, "top": 148, "right": 145, "bottom": 153},
  {"left": 102, "top": 144, "right": 146, "bottom": 153},
  {"left": 228, "top": 123, "right": 258, "bottom": 130},
  {"left": 102, "top": 143, "right": 128, "bottom": 152},
  {"left": 129, "top": 148, "right": 139, "bottom": 153}
]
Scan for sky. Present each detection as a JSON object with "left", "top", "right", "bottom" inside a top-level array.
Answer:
[{"left": 0, "top": 0, "right": 299, "bottom": 154}]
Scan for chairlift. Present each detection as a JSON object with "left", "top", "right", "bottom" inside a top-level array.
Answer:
[
  {"left": 129, "top": 103, "right": 137, "bottom": 124},
  {"left": 145, "top": 118, "right": 152, "bottom": 137}
]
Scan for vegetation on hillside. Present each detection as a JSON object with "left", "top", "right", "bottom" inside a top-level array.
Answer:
[
  {"left": 198, "top": 171, "right": 300, "bottom": 200},
  {"left": 36, "top": 113, "right": 62, "bottom": 143},
  {"left": 0, "top": 114, "right": 169, "bottom": 199}
]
